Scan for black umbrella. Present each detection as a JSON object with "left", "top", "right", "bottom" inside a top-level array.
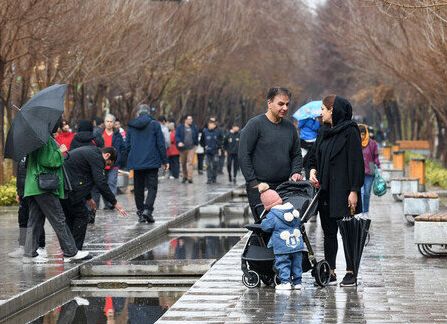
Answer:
[
  {"left": 4, "top": 84, "right": 67, "bottom": 161},
  {"left": 337, "top": 216, "right": 371, "bottom": 277}
]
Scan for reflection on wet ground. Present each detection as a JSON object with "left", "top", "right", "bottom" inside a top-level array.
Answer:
[
  {"left": 133, "top": 235, "right": 242, "bottom": 262},
  {"left": 28, "top": 290, "right": 183, "bottom": 324}
]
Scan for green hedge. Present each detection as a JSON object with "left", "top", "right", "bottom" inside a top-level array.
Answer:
[
  {"left": 404, "top": 152, "right": 447, "bottom": 189},
  {"left": 0, "top": 177, "right": 18, "bottom": 206}
]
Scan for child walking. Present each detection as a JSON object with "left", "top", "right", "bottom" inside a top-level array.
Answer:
[{"left": 259, "top": 183, "right": 305, "bottom": 290}]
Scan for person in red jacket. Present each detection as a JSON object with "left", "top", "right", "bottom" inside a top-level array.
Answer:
[
  {"left": 55, "top": 120, "right": 75, "bottom": 150},
  {"left": 167, "top": 122, "right": 180, "bottom": 179}
]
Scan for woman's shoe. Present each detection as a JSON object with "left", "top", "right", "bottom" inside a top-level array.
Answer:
[{"left": 340, "top": 272, "right": 357, "bottom": 287}]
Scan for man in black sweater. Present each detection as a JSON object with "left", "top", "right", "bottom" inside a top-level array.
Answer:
[
  {"left": 62, "top": 146, "right": 127, "bottom": 250},
  {"left": 238, "top": 87, "right": 303, "bottom": 219}
]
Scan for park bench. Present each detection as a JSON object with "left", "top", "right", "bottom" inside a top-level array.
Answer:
[
  {"left": 396, "top": 140, "right": 431, "bottom": 156},
  {"left": 414, "top": 212, "right": 447, "bottom": 257},
  {"left": 403, "top": 192, "right": 439, "bottom": 225},
  {"left": 381, "top": 168, "right": 404, "bottom": 186},
  {"left": 390, "top": 177, "right": 419, "bottom": 201}
]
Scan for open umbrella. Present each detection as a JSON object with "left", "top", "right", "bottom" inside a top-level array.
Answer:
[
  {"left": 4, "top": 84, "right": 67, "bottom": 162},
  {"left": 293, "top": 100, "right": 322, "bottom": 121},
  {"left": 337, "top": 216, "right": 371, "bottom": 277}
]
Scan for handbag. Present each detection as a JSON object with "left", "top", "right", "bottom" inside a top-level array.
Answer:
[
  {"left": 38, "top": 173, "right": 59, "bottom": 191},
  {"left": 372, "top": 167, "right": 387, "bottom": 197}
]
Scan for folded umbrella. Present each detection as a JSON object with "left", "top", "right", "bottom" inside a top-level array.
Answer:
[
  {"left": 337, "top": 216, "right": 370, "bottom": 277},
  {"left": 293, "top": 100, "right": 322, "bottom": 121},
  {"left": 4, "top": 84, "right": 67, "bottom": 162}
]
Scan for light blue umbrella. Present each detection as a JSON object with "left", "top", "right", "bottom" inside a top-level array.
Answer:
[{"left": 293, "top": 100, "right": 322, "bottom": 121}]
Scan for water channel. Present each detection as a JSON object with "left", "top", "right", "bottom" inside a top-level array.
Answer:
[{"left": 7, "top": 199, "right": 250, "bottom": 324}]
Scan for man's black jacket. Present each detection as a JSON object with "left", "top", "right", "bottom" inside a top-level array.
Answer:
[{"left": 63, "top": 146, "right": 117, "bottom": 206}]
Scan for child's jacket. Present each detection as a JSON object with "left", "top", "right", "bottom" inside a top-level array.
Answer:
[{"left": 261, "top": 202, "right": 305, "bottom": 254}]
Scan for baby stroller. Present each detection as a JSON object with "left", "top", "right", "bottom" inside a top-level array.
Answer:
[{"left": 241, "top": 181, "right": 331, "bottom": 288}]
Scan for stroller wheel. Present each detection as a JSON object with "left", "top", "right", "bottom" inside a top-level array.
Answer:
[
  {"left": 273, "top": 275, "right": 281, "bottom": 286},
  {"left": 261, "top": 275, "right": 274, "bottom": 286},
  {"left": 242, "top": 270, "right": 261, "bottom": 288},
  {"left": 314, "top": 260, "right": 331, "bottom": 287}
]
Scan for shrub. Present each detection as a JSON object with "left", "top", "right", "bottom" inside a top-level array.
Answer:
[{"left": 0, "top": 177, "right": 18, "bottom": 206}]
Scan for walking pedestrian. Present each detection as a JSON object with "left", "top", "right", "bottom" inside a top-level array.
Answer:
[
  {"left": 70, "top": 120, "right": 104, "bottom": 151},
  {"left": 224, "top": 124, "right": 240, "bottom": 183},
  {"left": 358, "top": 124, "right": 380, "bottom": 218},
  {"left": 126, "top": 104, "right": 169, "bottom": 223},
  {"left": 92, "top": 114, "right": 126, "bottom": 210},
  {"left": 298, "top": 117, "right": 320, "bottom": 179},
  {"left": 62, "top": 146, "right": 127, "bottom": 250},
  {"left": 239, "top": 87, "right": 303, "bottom": 218},
  {"left": 175, "top": 115, "right": 198, "bottom": 184},
  {"left": 196, "top": 131, "right": 205, "bottom": 175},
  {"left": 308, "top": 95, "right": 364, "bottom": 287},
  {"left": 8, "top": 157, "right": 46, "bottom": 258},
  {"left": 259, "top": 183, "right": 305, "bottom": 290},
  {"left": 55, "top": 119, "right": 75, "bottom": 151},
  {"left": 23, "top": 135, "right": 89, "bottom": 263},
  {"left": 167, "top": 122, "right": 180, "bottom": 179},
  {"left": 200, "top": 118, "right": 223, "bottom": 184}
]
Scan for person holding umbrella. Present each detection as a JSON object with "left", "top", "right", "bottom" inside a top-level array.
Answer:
[
  {"left": 5, "top": 84, "right": 89, "bottom": 263},
  {"left": 308, "top": 95, "right": 364, "bottom": 286}
]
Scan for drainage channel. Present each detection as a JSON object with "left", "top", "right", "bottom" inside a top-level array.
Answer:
[{"left": 3, "top": 194, "right": 251, "bottom": 324}]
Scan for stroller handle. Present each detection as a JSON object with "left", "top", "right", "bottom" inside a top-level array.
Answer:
[{"left": 300, "top": 188, "right": 320, "bottom": 223}]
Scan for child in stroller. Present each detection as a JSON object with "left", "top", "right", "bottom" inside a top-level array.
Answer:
[
  {"left": 241, "top": 180, "right": 331, "bottom": 288},
  {"left": 259, "top": 183, "right": 305, "bottom": 290}
]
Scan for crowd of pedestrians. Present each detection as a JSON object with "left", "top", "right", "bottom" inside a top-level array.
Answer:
[
  {"left": 8, "top": 104, "right": 242, "bottom": 262},
  {"left": 7, "top": 84, "right": 373, "bottom": 296}
]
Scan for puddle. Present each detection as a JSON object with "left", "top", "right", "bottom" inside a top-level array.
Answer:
[
  {"left": 132, "top": 235, "right": 241, "bottom": 261},
  {"left": 25, "top": 290, "right": 183, "bottom": 324}
]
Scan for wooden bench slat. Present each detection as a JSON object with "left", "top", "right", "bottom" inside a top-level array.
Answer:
[
  {"left": 415, "top": 212, "right": 447, "bottom": 222},
  {"left": 403, "top": 192, "right": 439, "bottom": 199}
]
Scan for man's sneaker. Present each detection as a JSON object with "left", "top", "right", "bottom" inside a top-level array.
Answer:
[
  {"left": 182, "top": 178, "right": 187, "bottom": 183},
  {"left": 275, "top": 282, "right": 292, "bottom": 290},
  {"left": 22, "top": 254, "right": 48, "bottom": 263},
  {"left": 340, "top": 272, "right": 357, "bottom": 287},
  {"left": 233, "top": 178, "right": 237, "bottom": 184},
  {"left": 37, "top": 247, "right": 47, "bottom": 257},
  {"left": 8, "top": 246, "right": 24, "bottom": 258},
  {"left": 137, "top": 210, "right": 146, "bottom": 223},
  {"left": 292, "top": 283, "right": 302, "bottom": 290},
  {"left": 169, "top": 176, "right": 175, "bottom": 180},
  {"left": 143, "top": 209, "right": 155, "bottom": 223},
  {"left": 64, "top": 250, "right": 90, "bottom": 263},
  {"left": 188, "top": 179, "right": 193, "bottom": 184}
]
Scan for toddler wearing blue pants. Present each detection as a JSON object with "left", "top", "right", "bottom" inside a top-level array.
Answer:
[{"left": 259, "top": 183, "right": 305, "bottom": 290}]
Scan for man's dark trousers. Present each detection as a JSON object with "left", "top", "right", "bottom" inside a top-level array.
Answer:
[
  {"left": 61, "top": 199, "right": 90, "bottom": 250},
  {"left": 134, "top": 168, "right": 159, "bottom": 215}
]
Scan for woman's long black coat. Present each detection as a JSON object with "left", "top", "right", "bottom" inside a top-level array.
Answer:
[{"left": 308, "top": 124, "right": 365, "bottom": 219}]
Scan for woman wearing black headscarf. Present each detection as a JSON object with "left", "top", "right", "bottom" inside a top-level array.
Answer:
[{"left": 308, "top": 95, "right": 364, "bottom": 287}]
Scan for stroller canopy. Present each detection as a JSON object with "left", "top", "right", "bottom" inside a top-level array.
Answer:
[{"left": 276, "top": 181, "right": 317, "bottom": 222}]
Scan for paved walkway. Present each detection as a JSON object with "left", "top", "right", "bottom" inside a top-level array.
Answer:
[
  {"left": 0, "top": 173, "right": 241, "bottom": 304},
  {"left": 159, "top": 190, "right": 447, "bottom": 323}
]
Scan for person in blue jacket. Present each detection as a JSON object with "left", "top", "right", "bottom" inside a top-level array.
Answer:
[
  {"left": 259, "top": 183, "right": 305, "bottom": 291},
  {"left": 126, "top": 104, "right": 169, "bottom": 223},
  {"left": 298, "top": 117, "right": 320, "bottom": 179}
]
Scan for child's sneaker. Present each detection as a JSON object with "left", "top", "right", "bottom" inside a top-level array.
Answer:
[
  {"left": 275, "top": 282, "right": 292, "bottom": 290},
  {"left": 292, "top": 283, "right": 302, "bottom": 290},
  {"left": 37, "top": 247, "right": 47, "bottom": 257},
  {"left": 340, "top": 272, "right": 357, "bottom": 287}
]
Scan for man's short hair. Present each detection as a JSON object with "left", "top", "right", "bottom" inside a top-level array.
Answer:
[
  {"left": 158, "top": 115, "right": 167, "bottom": 123},
  {"left": 93, "top": 117, "right": 103, "bottom": 126},
  {"left": 138, "top": 104, "right": 150, "bottom": 116},
  {"left": 101, "top": 147, "right": 117, "bottom": 163},
  {"left": 104, "top": 113, "right": 116, "bottom": 122},
  {"left": 266, "top": 87, "right": 292, "bottom": 102}
]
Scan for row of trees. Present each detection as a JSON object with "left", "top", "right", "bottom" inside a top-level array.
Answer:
[
  {"left": 2, "top": 0, "right": 447, "bottom": 182},
  {"left": 314, "top": 0, "right": 447, "bottom": 162}
]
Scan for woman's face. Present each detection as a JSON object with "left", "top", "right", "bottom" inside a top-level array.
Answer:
[{"left": 321, "top": 104, "right": 332, "bottom": 124}]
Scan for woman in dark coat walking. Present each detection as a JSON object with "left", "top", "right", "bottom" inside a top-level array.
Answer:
[{"left": 308, "top": 95, "right": 364, "bottom": 287}]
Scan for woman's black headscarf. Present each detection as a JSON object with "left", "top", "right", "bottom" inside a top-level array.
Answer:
[{"left": 318, "top": 96, "right": 358, "bottom": 191}]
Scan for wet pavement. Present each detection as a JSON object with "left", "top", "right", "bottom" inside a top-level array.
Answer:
[
  {"left": 159, "top": 190, "right": 447, "bottom": 323},
  {"left": 0, "top": 172, "right": 241, "bottom": 304}
]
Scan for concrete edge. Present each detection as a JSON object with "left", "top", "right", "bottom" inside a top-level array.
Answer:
[{"left": 0, "top": 188, "right": 238, "bottom": 323}]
